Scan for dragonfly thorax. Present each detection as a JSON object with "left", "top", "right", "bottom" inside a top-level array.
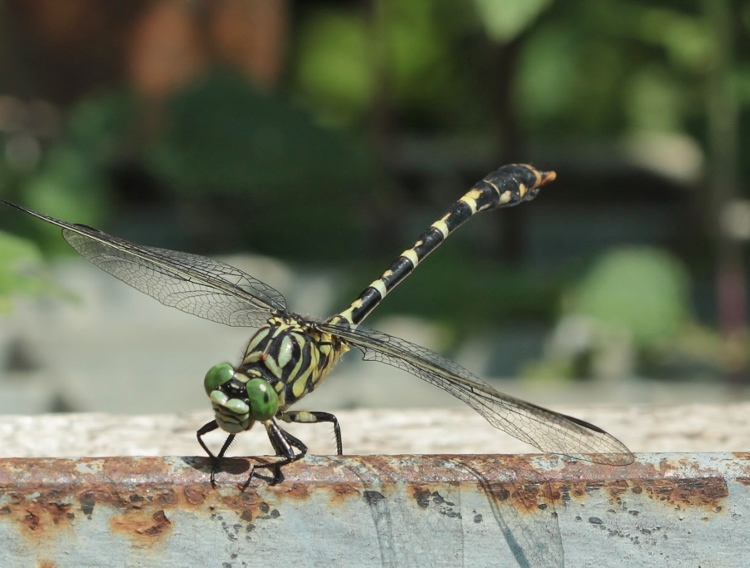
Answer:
[{"left": 237, "top": 315, "right": 347, "bottom": 411}]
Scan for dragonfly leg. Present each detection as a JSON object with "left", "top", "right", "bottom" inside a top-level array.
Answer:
[
  {"left": 280, "top": 411, "right": 343, "bottom": 455},
  {"left": 196, "top": 420, "right": 236, "bottom": 488},
  {"left": 247, "top": 420, "right": 308, "bottom": 486}
]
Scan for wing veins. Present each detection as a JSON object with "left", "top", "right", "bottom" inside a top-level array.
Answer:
[
  {"left": 322, "top": 322, "right": 633, "bottom": 465},
  {"left": 2, "top": 201, "right": 285, "bottom": 327}
]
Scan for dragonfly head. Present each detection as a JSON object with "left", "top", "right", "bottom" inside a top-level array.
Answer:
[{"left": 204, "top": 362, "right": 280, "bottom": 433}]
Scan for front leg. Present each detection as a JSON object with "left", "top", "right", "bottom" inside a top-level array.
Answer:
[
  {"left": 279, "top": 410, "right": 343, "bottom": 455},
  {"left": 197, "top": 420, "right": 236, "bottom": 488},
  {"left": 246, "top": 420, "right": 309, "bottom": 487}
]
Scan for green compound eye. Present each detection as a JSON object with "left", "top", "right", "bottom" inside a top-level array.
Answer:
[
  {"left": 204, "top": 363, "right": 235, "bottom": 395},
  {"left": 246, "top": 379, "right": 279, "bottom": 421}
]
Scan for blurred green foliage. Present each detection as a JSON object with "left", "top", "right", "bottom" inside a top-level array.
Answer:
[
  {"left": 0, "top": 0, "right": 747, "bottom": 379},
  {"left": 148, "top": 73, "right": 375, "bottom": 198},
  {"left": 0, "top": 93, "right": 127, "bottom": 251},
  {"left": 474, "top": 0, "right": 553, "bottom": 42},
  {"left": 1, "top": 72, "right": 378, "bottom": 259},
  {"left": 524, "top": 247, "right": 704, "bottom": 381},
  {"left": 0, "top": 230, "right": 54, "bottom": 314},
  {"left": 3, "top": 0, "right": 738, "bottom": 250},
  {"left": 515, "top": 1, "right": 713, "bottom": 136},
  {"left": 295, "top": 0, "right": 500, "bottom": 131},
  {"left": 569, "top": 247, "right": 690, "bottom": 347},
  {"left": 292, "top": 0, "right": 735, "bottom": 141}
]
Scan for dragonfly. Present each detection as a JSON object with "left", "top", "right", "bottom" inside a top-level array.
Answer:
[{"left": 2, "top": 164, "right": 633, "bottom": 486}]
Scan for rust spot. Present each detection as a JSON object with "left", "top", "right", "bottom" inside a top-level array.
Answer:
[
  {"left": 154, "top": 489, "right": 178, "bottom": 508},
  {"left": 553, "top": 480, "right": 603, "bottom": 506},
  {"left": 539, "top": 482, "right": 561, "bottom": 503},
  {"left": 38, "top": 562, "right": 56, "bottom": 568},
  {"left": 411, "top": 486, "right": 433, "bottom": 508},
  {"left": 484, "top": 481, "right": 549, "bottom": 515},
  {"left": 140, "top": 510, "right": 171, "bottom": 536},
  {"left": 406, "top": 485, "right": 462, "bottom": 519},
  {"left": 110, "top": 509, "right": 172, "bottom": 542},
  {"left": 48, "top": 502, "right": 73, "bottom": 525},
  {"left": 606, "top": 479, "right": 630, "bottom": 499},
  {"left": 639, "top": 478, "right": 728, "bottom": 510},
  {"left": 5, "top": 497, "right": 80, "bottom": 540},
  {"left": 279, "top": 476, "right": 360, "bottom": 506},
  {"left": 213, "top": 486, "right": 262, "bottom": 512},
  {"left": 101, "top": 457, "right": 171, "bottom": 481},
  {"left": 552, "top": 456, "right": 731, "bottom": 512},
  {"left": 569, "top": 485, "right": 587, "bottom": 499},
  {"left": 183, "top": 485, "right": 206, "bottom": 505},
  {"left": 24, "top": 509, "right": 40, "bottom": 530},
  {"left": 327, "top": 483, "right": 361, "bottom": 505},
  {"left": 283, "top": 482, "right": 312, "bottom": 501},
  {"left": 8, "top": 492, "right": 23, "bottom": 505}
]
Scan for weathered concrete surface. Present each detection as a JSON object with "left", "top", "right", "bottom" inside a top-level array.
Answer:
[{"left": 0, "top": 402, "right": 747, "bottom": 458}]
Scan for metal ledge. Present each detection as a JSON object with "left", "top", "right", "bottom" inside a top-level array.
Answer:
[{"left": 0, "top": 453, "right": 747, "bottom": 567}]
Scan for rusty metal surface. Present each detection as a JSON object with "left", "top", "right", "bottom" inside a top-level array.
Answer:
[{"left": 0, "top": 453, "right": 747, "bottom": 567}]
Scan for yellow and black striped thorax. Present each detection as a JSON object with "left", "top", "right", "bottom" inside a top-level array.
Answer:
[{"left": 238, "top": 314, "right": 349, "bottom": 410}]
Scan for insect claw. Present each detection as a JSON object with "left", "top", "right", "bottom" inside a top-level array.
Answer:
[
  {"left": 269, "top": 466, "right": 285, "bottom": 486},
  {"left": 209, "top": 458, "right": 220, "bottom": 488},
  {"left": 238, "top": 465, "right": 256, "bottom": 492}
]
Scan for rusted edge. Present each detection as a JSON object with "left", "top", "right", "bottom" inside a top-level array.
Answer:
[{"left": 0, "top": 453, "right": 745, "bottom": 541}]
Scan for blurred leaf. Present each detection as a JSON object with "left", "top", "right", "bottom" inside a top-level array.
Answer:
[
  {"left": 0, "top": 230, "right": 51, "bottom": 313},
  {"left": 21, "top": 146, "right": 108, "bottom": 254},
  {"left": 385, "top": 1, "right": 448, "bottom": 106},
  {"left": 636, "top": 7, "right": 710, "bottom": 71},
  {"left": 295, "top": 11, "right": 373, "bottom": 124},
  {"left": 148, "top": 72, "right": 375, "bottom": 197},
  {"left": 568, "top": 247, "right": 691, "bottom": 347},
  {"left": 473, "top": 0, "right": 552, "bottom": 43},
  {"left": 625, "top": 66, "right": 685, "bottom": 131},
  {"left": 66, "top": 92, "right": 137, "bottom": 160},
  {"left": 515, "top": 25, "right": 578, "bottom": 124},
  {"left": 141, "top": 71, "right": 378, "bottom": 260},
  {"left": 294, "top": 1, "right": 481, "bottom": 131}
]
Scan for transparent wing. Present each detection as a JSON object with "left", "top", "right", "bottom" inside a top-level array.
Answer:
[
  {"left": 321, "top": 322, "right": 633, "bottom": 466},
  {"left": 3, "top": 201, "right": 285, "bottom": 327}
]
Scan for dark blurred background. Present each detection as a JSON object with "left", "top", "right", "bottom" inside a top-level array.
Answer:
[{"left": 1, "top": 0, "right": 749, "bottom": 414}]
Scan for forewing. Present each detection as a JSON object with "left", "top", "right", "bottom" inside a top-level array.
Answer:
[
  {"left": 4, "top": 201, "right": 285, "bottom": 327},
  {"left": 322, "top": 322, "right": 633, "bottom": 466}
]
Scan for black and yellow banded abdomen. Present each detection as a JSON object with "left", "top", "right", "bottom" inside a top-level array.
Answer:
[{"left": 331, "top": 164, "right": 555, "bottom": 328}]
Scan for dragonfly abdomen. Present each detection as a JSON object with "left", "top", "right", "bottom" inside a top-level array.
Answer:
[{"left": 332, "top": 164, "right": 556, "bottom": 327}]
